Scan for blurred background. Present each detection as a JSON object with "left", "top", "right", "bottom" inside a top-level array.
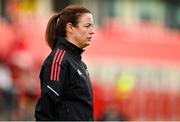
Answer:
[{"left": 0, "top": 0, "right": 180, "bottom": 121}]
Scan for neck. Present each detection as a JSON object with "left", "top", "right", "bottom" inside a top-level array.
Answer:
[{"left": 65, "top": 36, "right": 80, "bottom": 48}]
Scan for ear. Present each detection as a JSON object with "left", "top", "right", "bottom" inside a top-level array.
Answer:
[{"left": 66, "top": 22, "right": 73, "bottom": 33}]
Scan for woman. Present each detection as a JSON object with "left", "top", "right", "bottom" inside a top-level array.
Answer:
[{"left": 35, "top": 4, "right": 94, "bottom": 121}]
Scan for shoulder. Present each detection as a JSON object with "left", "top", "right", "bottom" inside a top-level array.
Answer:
[{"left": 45, "top": 48, "right": 70, "bottom": 66}]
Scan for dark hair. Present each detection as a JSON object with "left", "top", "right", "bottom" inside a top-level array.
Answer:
[{"left": 45, "top": 4, "right": 91, "bottom": 50}]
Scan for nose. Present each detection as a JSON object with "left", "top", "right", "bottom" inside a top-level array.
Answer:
[{"left": 89, "top": 27, "right": 95, "bottom": 35}]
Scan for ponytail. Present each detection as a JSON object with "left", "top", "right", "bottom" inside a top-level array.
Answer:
[{"left": 45, "top": 14, "right": 59, "bottom": 50}]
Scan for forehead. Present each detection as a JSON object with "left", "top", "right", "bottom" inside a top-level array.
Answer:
[{"left": 78, "top": 13, "right": 94, "bottom": 24}]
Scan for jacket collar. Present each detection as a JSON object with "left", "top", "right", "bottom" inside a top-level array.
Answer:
[{"left": 55, "top": 36, "right": 84, "bottom": 58}]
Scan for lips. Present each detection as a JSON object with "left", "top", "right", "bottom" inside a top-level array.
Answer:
[{"left": 87, "top": 37, "right": 92, "bottom": 41}]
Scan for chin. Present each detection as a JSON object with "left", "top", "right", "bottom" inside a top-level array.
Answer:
[
  {"left": 82, "top": 44, "right": 89, "bottom": 49},
  {"left": 85, "top": 43, "right": 90, "bottom": 47}
]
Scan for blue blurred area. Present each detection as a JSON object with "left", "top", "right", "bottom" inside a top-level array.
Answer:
[{"left": 0, "top": 0, "right": 180, "bottom": 121}]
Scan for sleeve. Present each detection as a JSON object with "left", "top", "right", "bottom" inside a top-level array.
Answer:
[{"left": 45, "top": 49, "right": 68, "bottom": 103}]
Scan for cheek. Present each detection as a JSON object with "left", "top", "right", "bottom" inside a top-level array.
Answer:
[
  {"left": 76, "top": 28, "right": 88, "bottom": 40},
  {"left": 79, "top": 30, "right": 88, "bottom": 38},
  {"left": 81, "top": 29, "right": 88, "bottom": 35}
]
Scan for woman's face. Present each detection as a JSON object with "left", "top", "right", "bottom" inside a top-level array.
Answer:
[{"left": 72, "top": 13, "right": 94, "bottom": 48}]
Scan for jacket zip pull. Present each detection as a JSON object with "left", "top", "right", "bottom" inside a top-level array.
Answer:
[{"left": 67, "top": 108, "right": 69, "bottom": 113}]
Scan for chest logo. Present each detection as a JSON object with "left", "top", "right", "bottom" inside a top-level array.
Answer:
[{"left": 77, "top": 69, "right": 83, "bottom": 75}]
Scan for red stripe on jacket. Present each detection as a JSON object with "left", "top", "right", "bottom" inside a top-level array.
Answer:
[
  {"left": 53, "top": 50, "right": 63, "bottom": 80},
  {"left": 57, "top": 51, "right": 66, "bottom": 81},
  {"left": 50, "top": 49, "right": 60, "bottom": 80}
]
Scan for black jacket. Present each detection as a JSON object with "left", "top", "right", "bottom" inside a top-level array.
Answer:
[{"left": 35, "top": 37, "right": 94, "bottom": 121}]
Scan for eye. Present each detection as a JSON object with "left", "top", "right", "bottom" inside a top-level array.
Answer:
[
  {"left": 85, "top": 23, "right": 93, "bottom": 28},
  {"left": 85, "top": 25, "right": 90, "bottom": 28}
]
